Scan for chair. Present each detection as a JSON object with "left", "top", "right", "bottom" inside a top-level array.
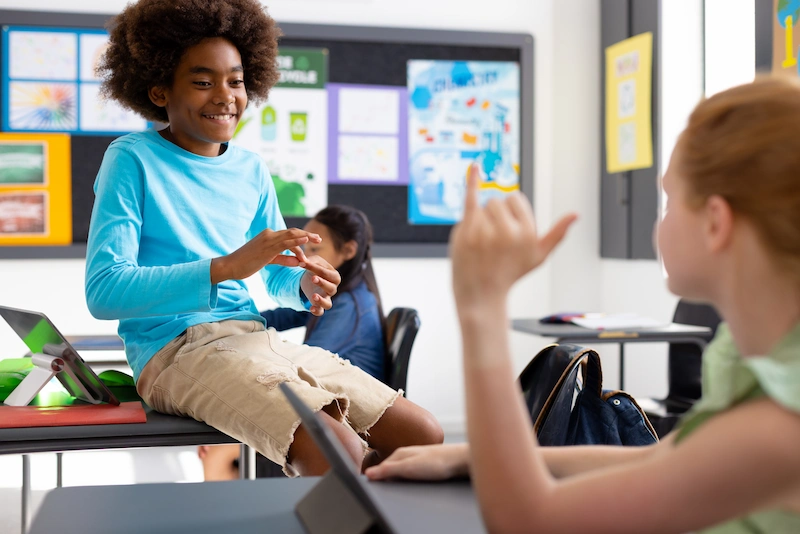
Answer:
[
  {"left": 641, "top": 299, "right": 721, "bottom": 437},
  {"left": 383, "top": 307, "right": 421, "bottom": 393}
]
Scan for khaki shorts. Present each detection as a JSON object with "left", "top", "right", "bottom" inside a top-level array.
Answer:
[{"left": 136, "top": 320, "right": 401, "bottom": 476}]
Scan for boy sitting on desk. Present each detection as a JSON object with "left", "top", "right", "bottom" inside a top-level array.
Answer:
[{"left": 84, "top": 0, "right": 442, "bottom": 477}]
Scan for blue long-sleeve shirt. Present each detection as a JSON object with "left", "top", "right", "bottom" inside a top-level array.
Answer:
[
  {"left": 261, "top": 281, "right": 385, "bottom": 380},
  {"left": 85, "top": 129, "right": 307, "bottom": 381}
]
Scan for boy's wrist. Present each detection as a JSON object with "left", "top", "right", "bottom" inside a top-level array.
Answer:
[{"left": 210, "top": 257, "right": 229, "bottom": 284}]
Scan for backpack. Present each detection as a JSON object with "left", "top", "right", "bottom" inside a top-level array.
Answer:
[{"left": 519, "top": 344, "right": 658, "bottom": 446}]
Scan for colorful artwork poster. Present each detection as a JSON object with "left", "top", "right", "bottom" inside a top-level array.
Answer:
[
  {"left": 0, "top": 133, "right": 71, "bottom": 245},
  {"left": 407, "top": 60, "right": 521, "bottom": 225},
  {"left": 2, "top": 26, "right": 147, "bottom": 135},
  {"left": 233, "top": 89, "right": 328, "bottom": 218},
  {"left": 327, "top": 83, "right": 408, "bottom": 185},
  {"left": 773, "top": 0, "right": 800, "bottom": 76},
  {"left": 604, "top": 32, "right": 653, "bottom": 173},
  {"left": 231, "top": 48, "right": 328, "bottom": 218}
]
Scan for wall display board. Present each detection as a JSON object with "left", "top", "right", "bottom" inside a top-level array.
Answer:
[
  {"left": 773, "top": 0, "right": 800, "bottom": 77},
  {"left": 0, "top": 10, "right": 533, "bottom": 259}
]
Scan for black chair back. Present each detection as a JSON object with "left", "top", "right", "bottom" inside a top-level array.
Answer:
[
  {"left": 384, "top": 307, "right": 420, "bottom": 392},
  {"left": 668, "top": 300, "right": 721, "bottom": 402}
]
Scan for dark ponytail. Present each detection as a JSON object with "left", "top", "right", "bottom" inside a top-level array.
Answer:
[{"left": 304, "top": 206, "right": 386, "bottom": 348}]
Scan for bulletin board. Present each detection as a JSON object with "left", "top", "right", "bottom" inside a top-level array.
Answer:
[{"left": 0, "top": 10, "right": 534, "bottom": 259}]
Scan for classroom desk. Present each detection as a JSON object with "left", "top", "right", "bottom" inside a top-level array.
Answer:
[
  {"left": 29, "top": 476, "right": 486, "bottom": 534},
  {"left": 510, "top": 320, "right": 713, "bottom": 390},
  {"left": 0, "top": 401, "right": 241, "bottom": 534}
]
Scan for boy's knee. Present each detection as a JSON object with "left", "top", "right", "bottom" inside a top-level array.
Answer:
[
  {"left": 416, "top": 409, "right": 445, "bottom": 445},
  {"left": 337, "top": 429, "right": 367, "bottom": 466}
]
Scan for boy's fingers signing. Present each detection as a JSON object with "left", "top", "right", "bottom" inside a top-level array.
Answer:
[
  {"left": 300, "top": 255, "right": 341, "bottom": 316},
  {"left": 211, "top": 228, "right": 321, "bottom": 283}
]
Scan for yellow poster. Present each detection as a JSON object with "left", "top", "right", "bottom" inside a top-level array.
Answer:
[
  {"left": 0, "top": 133, "right": 72, "bottom": 246},
  {"left": 605, "top": 32, "right": 653, "bottom": 173},
  {"left": 773, "top": 0, "right": 800, "bottom": 77}
]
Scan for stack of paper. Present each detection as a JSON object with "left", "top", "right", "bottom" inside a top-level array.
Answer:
[{"left": 570, "top": 313, "right": 666, "bottom": 330}]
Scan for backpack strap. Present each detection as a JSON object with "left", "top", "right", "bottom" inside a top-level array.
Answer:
[{"left": 532, "top": 345, "right": 598, "bottom": 435}]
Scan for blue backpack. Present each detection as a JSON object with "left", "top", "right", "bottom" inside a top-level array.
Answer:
[{"left": 519, "top": 344, "right": 657, "bottom": 446}]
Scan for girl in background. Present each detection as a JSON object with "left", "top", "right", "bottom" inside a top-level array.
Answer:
[{"left": 261, "top": 205, "right": 386, "bottom": 380}]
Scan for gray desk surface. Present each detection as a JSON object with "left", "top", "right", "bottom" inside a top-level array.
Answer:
[
  {"left": 30, "top": 476, "right": 486, "bottom": 534},
  {"left": 0, "top": 402, "right": 235, "bottom": 455},
  {"left": 511, "top": 320, "right": 712, "bottom": 341}
]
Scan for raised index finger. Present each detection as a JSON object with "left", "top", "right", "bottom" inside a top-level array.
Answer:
[{"left": 463, "top": 163, "right": 480, "bottom": 219}]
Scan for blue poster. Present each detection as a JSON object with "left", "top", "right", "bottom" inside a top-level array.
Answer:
[{"left": 407, "top": 60, "right": 520, "bottom": 225}]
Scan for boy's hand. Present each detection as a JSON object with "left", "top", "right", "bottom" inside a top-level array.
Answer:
[
  {"left": 449, "top": 164, "right": 576, "bottom": 312},
  {"left": 211, "top": 228, "right": 321, "bottom": 284},
  {"left": 300, "top": 255, "right": 341, "bottom": 316}
]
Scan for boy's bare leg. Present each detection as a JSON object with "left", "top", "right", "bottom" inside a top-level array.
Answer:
[
  {"left": 360, "top": 396, "right": 444, "bottom": 469},
  {"left": 199, "top": 444, "right": 241, "bottom": 481},
  {"left": 289, "top": 407, "right": 365, "bottom": 476}
]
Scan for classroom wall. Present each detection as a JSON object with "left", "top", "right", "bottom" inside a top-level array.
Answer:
[{"left": 0, "top": 0, "right": 693, "bottom": 434}]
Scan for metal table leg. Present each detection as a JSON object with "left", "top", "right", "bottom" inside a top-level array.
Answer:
[
  {"left": 239, "top": 444, "right": 254, "bottom": 480},
  {"left": 619, "top": 343, "right": 625, "bottom": 391},
  {"left": 56, "top": 452, "right": 63, "bottom": 487},
  {"left": 21, "top": 454, "right": 30, "bottom": 534}
]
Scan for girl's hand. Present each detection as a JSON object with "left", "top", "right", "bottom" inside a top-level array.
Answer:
[
  {"left": 449, "top": 164, "right": 577, "bottom": 312},
  {"left": 300, "top": 255, "right": 341, "bottom": 316},
  {"left": 365, "top": 443, "right": 470, "bottom": 481},
  {"left": 210, "top": 228, "right": 320, "bottom": 284}
]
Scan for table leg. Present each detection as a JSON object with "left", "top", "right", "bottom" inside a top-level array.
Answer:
[
  {"left": 21, "top": 454, "right": 30, "bottom": 534},
  {"left": 619, "top": 344, "right": 625, "bottom": 391},
  {"left": 56, "top": 452, "right": 63, "bottom": 488},
  {"left": 239, "top": 444, "right": 253, "bottom": 480}
]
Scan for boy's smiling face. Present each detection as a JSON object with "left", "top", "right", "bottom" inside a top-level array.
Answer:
[{"left": 149, "top": 37, "right": 247, "bottom": 157}]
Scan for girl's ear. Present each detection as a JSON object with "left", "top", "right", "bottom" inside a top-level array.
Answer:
[
  {"left": 704, "top": 194, "right": 734, "bottom": 254},
  {"left": 148, "top": 86, "right": 168, "bottom": 108},
  {"left": 342, "top": 240, "right": 358, "bottom": 261}
]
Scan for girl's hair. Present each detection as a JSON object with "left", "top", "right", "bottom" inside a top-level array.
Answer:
[
  {"left": 679, "top": 75, "right": 800, "bottom": 278},
  {"left": 98, "top": 0, "right": 281, "bottom": 123},
  {"left": 304, "top": 206, "right": 386, "bottom": 348}
]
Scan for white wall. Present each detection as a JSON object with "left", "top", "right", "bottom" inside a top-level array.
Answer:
[{"left": 0, "top": 0, "right": 695, "bottom": 433}]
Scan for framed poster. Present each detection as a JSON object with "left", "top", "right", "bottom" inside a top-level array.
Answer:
[{"left": 0, "top": 132, "right": 71, "bottom": 245}]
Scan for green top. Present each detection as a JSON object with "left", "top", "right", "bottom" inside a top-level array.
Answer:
[{"left": 675, "top": 323, "right": 800, "bottom": 534}]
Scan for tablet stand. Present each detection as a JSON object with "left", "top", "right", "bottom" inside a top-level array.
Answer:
[
  {"left": 296, "top": 471, "right": 383, "bottom": 534},
  {"left": 4, "top": 353, "right": 91, "bottom": 406}
]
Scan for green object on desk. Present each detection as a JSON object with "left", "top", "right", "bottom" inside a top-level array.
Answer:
[
  {"left": 97, "top": 370, "right": 135, "bottom": 387},
  {"left": 0, "top": 358, "right": 34, "bottom": 402},
  {"left": 0, "top": 361, "right": 141, "bottom": 404}
]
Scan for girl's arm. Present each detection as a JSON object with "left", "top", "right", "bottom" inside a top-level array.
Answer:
[
  {"left": 259, "top": 307, "right": 310, "bottom": 331},
  {"left": 452, "top": 166, "right": 800, "bottom": 534},
  {"left": 367, "top": 425, "right": 668, "bottom": 482}
]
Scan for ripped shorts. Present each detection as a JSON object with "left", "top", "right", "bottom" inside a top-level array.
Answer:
[{"left": 135, "top": 320, "right": 401, "bottom": 476}]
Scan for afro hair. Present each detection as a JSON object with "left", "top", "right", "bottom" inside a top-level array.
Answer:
[{"left": 98, "top": 0, "right": 282, "bottom": 123}]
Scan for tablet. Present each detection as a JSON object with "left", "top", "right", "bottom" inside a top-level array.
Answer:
[
  {"left": 280, "top": 381, "right": 396, "bottom": 534},
  {"left": 0, "top": 305, "right": 120, "bottom": 406}
]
